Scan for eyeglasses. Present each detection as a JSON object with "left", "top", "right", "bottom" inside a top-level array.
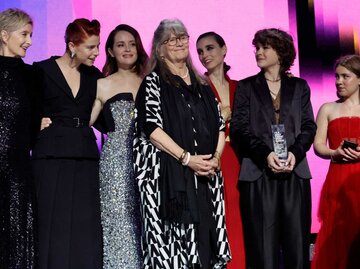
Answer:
[{"left": 163, "top": 35, "right": 189, "bottom": 46}]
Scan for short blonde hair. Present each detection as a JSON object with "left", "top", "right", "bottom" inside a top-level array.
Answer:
[{"left": 0, "top": 8, "right": 33, "bottom": 45}]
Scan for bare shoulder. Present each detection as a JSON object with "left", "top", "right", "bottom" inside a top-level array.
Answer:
[
  {"left": 317, "top": 101, "right": 341, "bottom": 122},
  {"left": 96, "top": 77, "right": 113, "bottom": 102},
  {"left": 319, "top": 101, "right": 338, "bottom": 114}
]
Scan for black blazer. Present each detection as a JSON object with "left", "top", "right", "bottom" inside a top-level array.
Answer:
[
  {"left": 32, "top": 56, "right": 102, "bottom": 159},
  {"left": 230, "top": 72, "right": 316, "bottom": 182}
]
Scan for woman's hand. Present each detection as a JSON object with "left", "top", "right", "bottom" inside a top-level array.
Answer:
[
  {"left": 267, "top": 152, "right": 286, "bottom": 173},
  {"left": 40, "top": 117, "right": 52, "bottom": 130},
  {"left": 267, "top": 152, "right": 296, "bottom": 173},
  {"left": 283, "top": 152, "right": 296, "bottom": 173},
  {"left": 187, "top": 154, "right": 217, "bottom": 176},
  {"left": 332, "top": 142, "right": 360, "bottom": 162}
]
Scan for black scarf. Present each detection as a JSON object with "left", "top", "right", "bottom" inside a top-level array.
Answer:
[{"left": 158, "top": 71, "right": 219, "bottom": 224}]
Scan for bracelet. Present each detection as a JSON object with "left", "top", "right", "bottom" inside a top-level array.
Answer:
[
  {"left": 178, "top": 150, "right": 187, "bottom": 163},
  {"left": 212, "top": 151, "right": 221, "bottom": 171},
  {"left": 182, "top": 152, "right": 191, "bottom": 166},
  {"left": 213, "top": 151, "right": 221, "bottom": 160}
]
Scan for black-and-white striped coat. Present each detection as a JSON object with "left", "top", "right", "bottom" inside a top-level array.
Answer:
[{"left": 133, "top": 71, "right": 231, "bottom": 269}]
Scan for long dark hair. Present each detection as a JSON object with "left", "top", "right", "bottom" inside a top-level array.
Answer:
[
  {"left": 196, "top": 31, "right": 231, "bottom": 75},
  {"left": 102, "top": 24, "right": 148, "bottom": 77}
]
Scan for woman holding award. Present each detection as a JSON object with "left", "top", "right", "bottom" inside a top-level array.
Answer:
[
  {"left": 312, "top": 54, "right": 360, "bottom": 269},
  {"left": 230, "top": 28, "right": 316, "bottom": 269}
]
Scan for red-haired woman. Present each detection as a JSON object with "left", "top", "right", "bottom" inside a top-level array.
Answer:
[{"left": 32, "top": 19, "right": 103, "bottom": 269}]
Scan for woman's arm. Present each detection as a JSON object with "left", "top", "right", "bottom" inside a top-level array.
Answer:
[
  {"left": 314, "top": 103, "right": 360, "bottom": 162},
  {"left": 230, "top": 80, "right": 272, "bottom": 165},
  {"left": 313, "top": 103, "right": 333, "bottom": 159},
  {"left": 210, "top": 131, "right": 226, "bottom": 171},
  {"left": 89, "top": 98, "right": 102, "bottom": 126},
  {"left": 150, "top": 127, "right": 216, "bottom": 176},
  {"left": 288, "top": 81, "right": 317, "bottom": 162},
  {"left": 89, "top": 79, "right": 104, "bottom": 126}
]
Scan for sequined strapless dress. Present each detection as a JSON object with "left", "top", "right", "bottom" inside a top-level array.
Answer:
[
  {"left": 99, "top": 93, "right": 142, "bottom": 269},
  {"left": 312, "top": 117, "right": 360, "bottom": 269}
]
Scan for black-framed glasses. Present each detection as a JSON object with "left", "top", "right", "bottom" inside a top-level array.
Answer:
[{"left": 163, "top": 35, "right": 189, "bottom": 46}]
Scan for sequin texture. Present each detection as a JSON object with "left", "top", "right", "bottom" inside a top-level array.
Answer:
[
  {"left": 0, "top": 56, "right": 36, "bottom": 268},
  {"left": 99, "top": 97, "right": 142, "bottom": 268}
]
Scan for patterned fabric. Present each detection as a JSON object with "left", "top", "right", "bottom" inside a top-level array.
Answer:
[
  {"left": 133, "top": 72, "right": 231, "bottom": 269},
  {"left": 0, "top": 55, "right": 36, "bottom": 269},
  {"left": 100, "top": 95, "right": 142, "bottom": 269}
]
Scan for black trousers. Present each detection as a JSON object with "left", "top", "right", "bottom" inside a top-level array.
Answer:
[{"left": 239, "top": 172, "right": 311, "bottom": 269}]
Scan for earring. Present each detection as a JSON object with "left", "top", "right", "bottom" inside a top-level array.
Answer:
[{"left": 70, "top": 51, "right": 75, "bottom": 59}]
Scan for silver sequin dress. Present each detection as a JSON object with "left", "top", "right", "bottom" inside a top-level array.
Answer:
[{"left": 99, "top": 93, "right": 142, "bottom": 269}]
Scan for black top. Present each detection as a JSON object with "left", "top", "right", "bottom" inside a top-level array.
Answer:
[
  {"left": 102, "top": 92, "right": 133, "bottom": 132},
  {"left": 136, "top": 70, "right": 223, "bottom": 223},
  {"left": 0, "top": 55, "right": 40, "bottom": 156},
  {"left": 32, "top": 56, "right": 102, "bottom": 159},
  {"left": 0, "top": 55, "right": 37, "bottom": 268}
]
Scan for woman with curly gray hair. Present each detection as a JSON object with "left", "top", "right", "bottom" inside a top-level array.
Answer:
[{"left": 134, "top": 19, "right": 231, "bottom": 268}]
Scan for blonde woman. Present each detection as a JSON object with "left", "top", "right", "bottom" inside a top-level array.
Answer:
[{"left": 0, "top": 8, "right": 36, "bottom": 268}]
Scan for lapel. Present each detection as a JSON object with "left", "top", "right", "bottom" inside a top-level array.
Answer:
[
  {"left": 42, "top": 57, "right": 79, "bottom": 101},
  {"left": 75, "top": 65, "right": 85, "bottom": 100},
  {"left": 252, "top": 73, "right": 276, "bottom": 124},
  {"left": 279, "top": 75, "right": 296, "bottom": 124}
]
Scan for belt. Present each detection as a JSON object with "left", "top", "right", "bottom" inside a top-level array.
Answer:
[{"left": 52, "top": 117, "right": 89, "bottom": 128}]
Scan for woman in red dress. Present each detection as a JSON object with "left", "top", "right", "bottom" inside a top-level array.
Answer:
[
  {"left": 197, "top": 32, "right": 245, "bottom": 269},
  {"left": 312, "top": 54, "right": 360, "bottom": 269}
]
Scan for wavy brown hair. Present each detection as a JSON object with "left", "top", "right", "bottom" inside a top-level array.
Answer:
[{"left": 252, "top": 28, "right": 296, "bottom": 74}]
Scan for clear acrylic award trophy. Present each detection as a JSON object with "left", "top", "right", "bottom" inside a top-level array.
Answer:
[{"left": 271, "top": 124, "right": 288, "bottom": 161}]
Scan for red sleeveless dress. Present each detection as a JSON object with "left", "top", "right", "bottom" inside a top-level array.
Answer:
[
  {"left": 312, "top": 117, "right": 360, "bottom": 269},
  {"left": 208, "top": 75, "right": 246, "bottom": 269}
]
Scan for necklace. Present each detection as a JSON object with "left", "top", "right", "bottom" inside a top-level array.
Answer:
[
  {"left": 180, "top": 67, "right": 189, "bottom": 79},
  {"left": 265, "top": 77, "right": 281, "bottom": 82},
  {"left": 269, "top": 89, "right": 280, "bottom": 96}
]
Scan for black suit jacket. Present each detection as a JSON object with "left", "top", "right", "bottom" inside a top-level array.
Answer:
[
  {"left": 230, "top": 72, "right": 316, "bottom": 182},
  {"left": 32, "top": 56, "right": 102, "bottom": 159}
]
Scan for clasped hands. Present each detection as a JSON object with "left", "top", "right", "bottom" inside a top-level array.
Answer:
[
  {"left": 188, "top": 154, "right": 219, "bottom": 177},
  {"left": 267, "top": 151, "right": 296, "bottom": 174}
]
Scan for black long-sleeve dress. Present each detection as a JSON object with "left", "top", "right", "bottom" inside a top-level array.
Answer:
[{"left": 0, "top": 55, "right": 38, "bottom": 268}]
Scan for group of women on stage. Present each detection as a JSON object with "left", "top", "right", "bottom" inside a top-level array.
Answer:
[{"left": 1, "top": 6, "right": 360, "bottom": 269}]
